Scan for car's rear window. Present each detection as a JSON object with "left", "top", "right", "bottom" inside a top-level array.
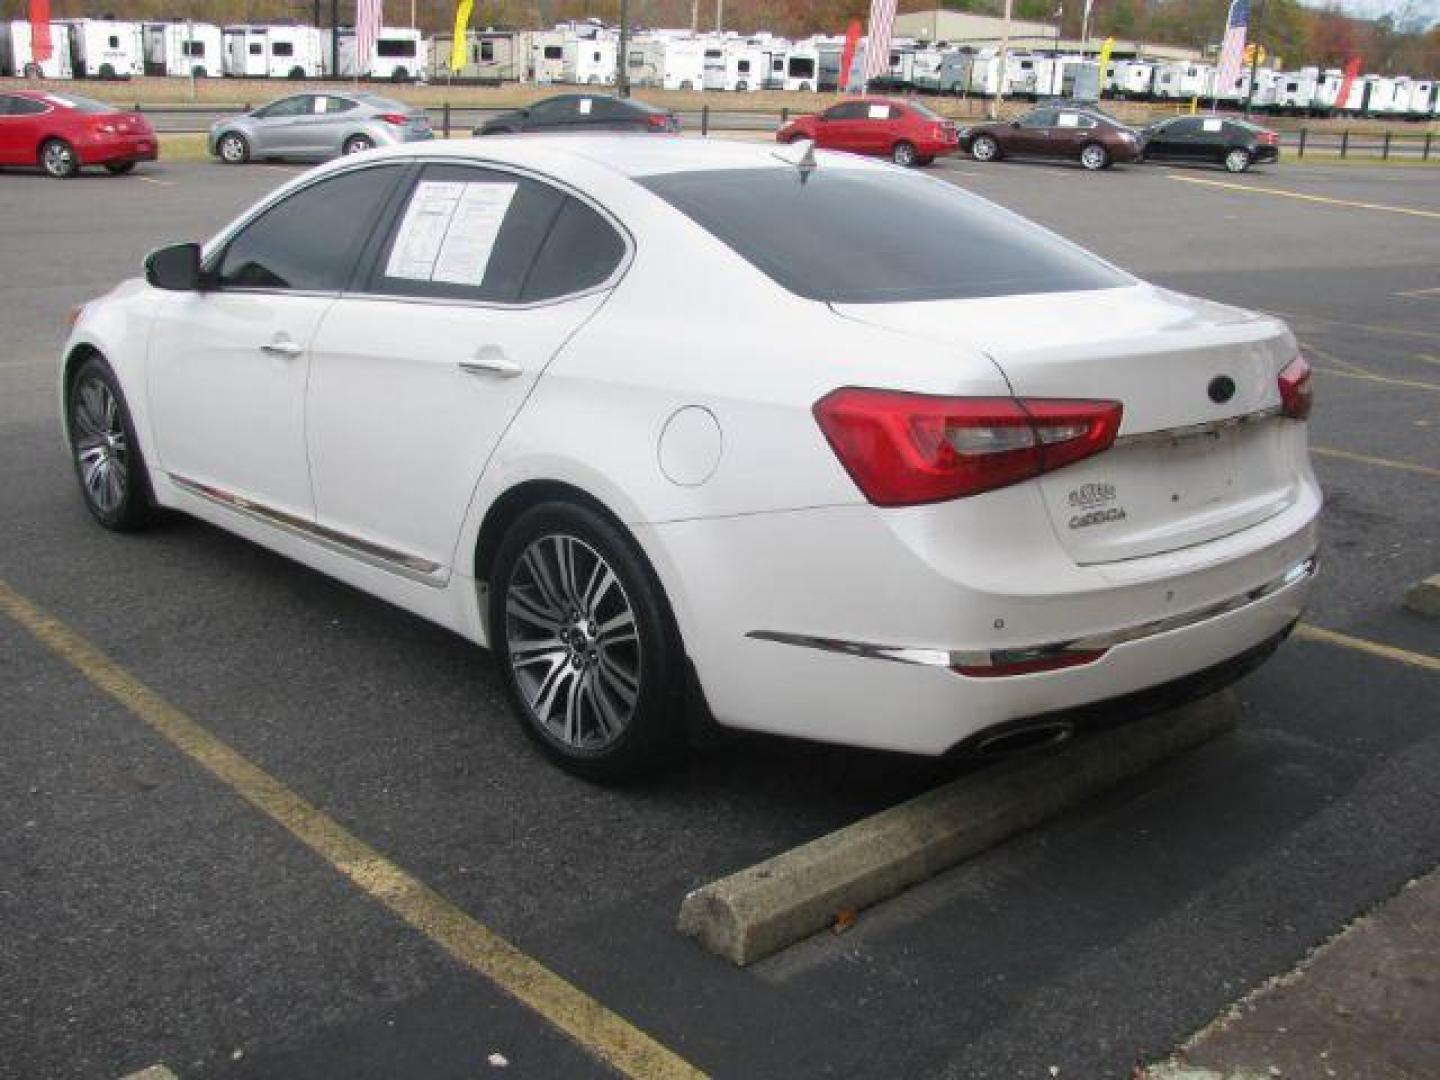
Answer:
[
  {"left": 639, "top": 167, "right": 1128, "bottom": 303},
  {"left": 907, "top": 101, "right": 945, "bottom": 121}
]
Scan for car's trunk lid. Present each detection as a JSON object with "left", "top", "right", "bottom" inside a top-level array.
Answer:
[{"left": 832, "top": 285, "right": 1306, "bottom": 565}]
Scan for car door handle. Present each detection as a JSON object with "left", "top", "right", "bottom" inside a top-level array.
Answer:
[
  {"left": 260, "top": 338, "right": 304, "bottom": 358},
  {"left": 458, "top": 346, "right": 522, "bottom": 379}
]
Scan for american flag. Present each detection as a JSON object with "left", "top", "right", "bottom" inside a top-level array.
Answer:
[
  {"left": 861, "top": 0, "right": 898, "bottom": 85},
  {"left": 1215, "top": 0, "right": 1250, "bottom": 92},
  {"left": 354, "top": 0, "right": 383, "bottom": 75}
]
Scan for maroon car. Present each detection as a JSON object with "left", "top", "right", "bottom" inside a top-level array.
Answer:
[
  {"left": 959, "top": 105, "right": 1142, "bottom": 171},
  {"left": 0, "top": 90, "right": 157, "bottom": 178}
]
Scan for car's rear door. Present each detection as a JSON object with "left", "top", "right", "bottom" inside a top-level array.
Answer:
[
  {"left": 296, "top": 94, "right": 360, "bottom": 155},
  {"left": 858, "top": 102, "right": 900, "bottom": 154},
  {"left": 302, "top": 162, "right": 628, "bottom": 576},
  {"left": 1050, "top": 111, "right": 1091, "bottom": 158},
  {"left": 146, "top": 163, "right": 407, "bottom": 519}
]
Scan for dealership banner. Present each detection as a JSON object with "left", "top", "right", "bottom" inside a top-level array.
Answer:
[
  {"left": 30, "top": 0, "right": 52, "bottom": 63},
  {"left": 450, "top": 0, "right": 473, "bottom": 71}
]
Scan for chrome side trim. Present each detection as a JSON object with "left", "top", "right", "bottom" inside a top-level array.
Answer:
[
  {"left": 747, "top": 556, "right": 1317, "bottom": 673},
  {"left": 1113, "top": 406, "right": 1283, "bottom": 448},
  {"left": 169, "top": 474, "right": 446, "bottom": 587}
]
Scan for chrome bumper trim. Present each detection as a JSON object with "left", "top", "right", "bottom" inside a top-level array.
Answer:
[
  {"left": 1113, "top": 406, "right": 1283, "bottom": 449},
  {"left": 169, "top": 474, "right": 446, "bottom": 587},
  {"left": 747, "top": 556, "right": 1318, "bottom": 672}
]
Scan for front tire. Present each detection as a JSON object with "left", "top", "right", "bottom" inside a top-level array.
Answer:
[
  {"left": 66, "top": 355, "right": 155, "bottom": 531},
  {"left": 1080, "top": 141, "right": 1110, "bottom": 170},
  {"left": 40, "top": 138, "right": 79, "bottom": 178},
  {"left": 971, "top": 134, "right": 999, "bottom": 162},
  {"left": 491, "top": 501, "right": 685, "bottom": 783},
  {"left": 1225, "top": 147, "right": 1252, "bottom": 173},
  {"left": 891, "top": 140, "right": 918, "bottom": 166},
  {"left": 216, "top": 131, "right": 249, "bottom": 164}
]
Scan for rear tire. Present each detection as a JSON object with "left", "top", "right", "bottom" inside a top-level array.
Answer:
[
  {"left": 891, "top": 140, "right": 918, "bottom": 166},
  {"left": 1080, "top": 141, "right": 1110, "bottom": 170},
  {"left": 971, "top": 134, "right": 999, "bottom": 162},
  {"left": 1224, "top": 147, "right": 1252, "bottom": 173},
  {"left": 343, "top": 134, "right": 375, "bottom": 155},
  {"left": 40, "top": 138, "right": 78, "bottom": 178},
  {"left": 216, "top": 131, "right": 249, "bottom": 164},
  {"left": 491, "top": 501, "right": 686, "bottom": 783},
  {"left": 104, "top": 161, "right": 136, "bottom": 174},
  {"left": 66, "top": 355, "right": 156, "bottom": 532}
]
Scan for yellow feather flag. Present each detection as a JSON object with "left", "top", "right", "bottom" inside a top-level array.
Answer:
[
  {"left": 1097, "top": 36, "right": 1116, "bottom": 74},
  {"left": 450, "top": 0, "right": 474, "bottom": 72}
]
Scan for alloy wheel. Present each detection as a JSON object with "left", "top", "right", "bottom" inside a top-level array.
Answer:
[
  {"left": 344, "top": 136, "right": 375, "bottom": 154},
  {"left": 1081, "top": 143, "right": 1108, "bottom": 170},
  {"left": 42, "top": 140, "right": 76, "bottom": 177},
  {"left": 71, "top": 375, "right": 128, "bottom": 516},
  {"left": 893, "top": 141, "right": 917, "bottom": 167},
  {"left": 972, "top": 136, "right": 997, "bottom": 161},
  {"left": 1225, "top": 148, "right": 1251, "bottom": 173},
  {"left": 219, "top": 134, "right": 247, "bottom": 163},
  {"left": 504, "top": 534, "right": 642, "bottom": 752}
]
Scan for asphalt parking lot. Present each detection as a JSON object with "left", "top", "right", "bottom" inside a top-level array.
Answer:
[{"left": 2, "top": 155, "right": 1437, "bottom": 1080}]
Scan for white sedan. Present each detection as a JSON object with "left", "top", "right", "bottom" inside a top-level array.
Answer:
[{"left": 61, "top": 137, "right": 1320, "bottom": 782}]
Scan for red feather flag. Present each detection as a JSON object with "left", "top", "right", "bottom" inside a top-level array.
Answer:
[
  {"left": 30, "top": 0, "right": 52, "bottom": 64},
  {"left": 839, "top": 19, "right": 862, "bottom": 95}
]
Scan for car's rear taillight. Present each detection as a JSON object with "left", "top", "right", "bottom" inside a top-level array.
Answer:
[
  {"left": 1263, "top": 131, "right": 1279, "bottom": 145},
  {"left": 1278, "top": 354, "right": 1312, "bottom": 420},
  {"left": 813, "top": 388, "right": 1123, "bottom": 506},
  {"left": 646, "top": 113, "right": 669, "bottom": 129},
  {"left": 378, "top": 113, "right": 409, "bottom": 126}
]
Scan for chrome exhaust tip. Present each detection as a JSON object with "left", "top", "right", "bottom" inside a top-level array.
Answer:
[{"left": 972, "top": 720, "right": 1076, "bottom": 757}]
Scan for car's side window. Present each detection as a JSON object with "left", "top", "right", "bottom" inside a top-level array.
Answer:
[
  {"left": 364, "top": 164, "right": 566, "bottom": 303},
  {"left": 4, "top": 96, "right": 47, "bottom": 116},
  {"left": 823, "top": 102, "right": 866, "bottom": 121},
  {"left": 520, "top": 197, "right": 626, "bottom": 303},
  {"left": 257, "top": 96, "right": 309, "bottom": 119},
  {"left": 1018, "top": 109, "right": 1056, "bottom": 129},
  {"left": 528, "top": 98, "right": 574, "bottom": 122},
  {"left": 0, "top": 95, "right": 16, "bottom": 115},
  {"left": 214, "top": 165, "right": 404, "bottom": 292}
]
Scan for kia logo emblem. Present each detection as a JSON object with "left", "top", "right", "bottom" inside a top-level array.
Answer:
[{"left": 1208, "top": 376, "right": 1237, "bottom": 404}]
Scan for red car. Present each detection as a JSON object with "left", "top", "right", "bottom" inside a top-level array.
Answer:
[
  {"left": 0, "top": 90, "right": 157, "bottom": 178},
  {"left": 776, "top": 97, "right": 958, "bottom": 167}
]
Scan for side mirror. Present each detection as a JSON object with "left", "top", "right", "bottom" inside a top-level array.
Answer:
[
  {"left": 1010, "top": 120, "right": 1021, "bottom": 128},
  {"left": 144, "top": 242, "right": 203, "bottom": 291}
]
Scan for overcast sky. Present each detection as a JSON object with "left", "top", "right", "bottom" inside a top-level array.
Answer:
[{"left": 1299, "top": 0, "right": 1439, "bottom": 26}]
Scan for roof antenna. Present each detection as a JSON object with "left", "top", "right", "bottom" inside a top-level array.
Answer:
[{"left": 771, "top": 138, "right": 817, "bottom": 182}]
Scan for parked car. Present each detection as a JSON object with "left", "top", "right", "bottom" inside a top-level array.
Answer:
[
  {"left": 0, "top": 90, "right": 156, "bottom": 177},
  {"left": 209, "top": 92, "right": 431, "bottom": 165},
  {"left": 474, "top": 94, "right": 679, "bottom": 136},
  {"left": 776, "top": 97, "right": 959, "bottom": 166},
  {"left": 960, "top": 106, "right": 1143, "bottom": 170},
  {"left": 1141, "top": 115, "right": 1280, "bottom": 173},
  {"left": 62, "top": 138, "right": 1319, "bottom": 782}
]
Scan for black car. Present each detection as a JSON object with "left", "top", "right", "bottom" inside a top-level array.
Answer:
[
  {"left": 1141, "top": 115, "right": 1280, "bottom": 173},
  {"left": 473, "top": 94, "right": 679, "bottom": 136}
]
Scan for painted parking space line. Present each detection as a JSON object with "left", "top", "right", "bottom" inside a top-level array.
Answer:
[
  {"left": 0, "top": 578, "right": 706, "bottom": 1080},
  {"left": 1396, "top": 286, "right": 1440, "bottom": 299},
  {"left": 1274, "top": 312, "right": 1440, "bottom": 344},
  {"left": 1168, "top": 175, "right": 1440, "bottom": 220},
  {"left": 1300, "top": 340, "right": 1374, "bottom": 378},
  {"left": 1295, "top": 624, "right": 1440, "bottom": 673},
  {"left": 137, "top": 176, "right": 174, "bottom": 187},
  {"left": 1311, "top": 367, "right": 1440, "bottom": 393},
  {"left": 1311, "top": 446, "right": 1440, "bottom": 479}
]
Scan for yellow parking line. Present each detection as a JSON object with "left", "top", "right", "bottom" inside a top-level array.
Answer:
[
  {"left": 0, "top": 578, "right": 706, "bottom": 1080},
  {"left": 1169, "top": 174, "right": 1440, "bottom": 220},
  {"left": 1295, "top": 623, "right": 1440, "bottom": 673},
  {"left": 1396, "top": 286, "right": 1440, "bottom": 298},
  {"left": 1311, "top": 446, "right": 1440, "bottom": 478},
  {"left": 1270, "top": 311, "right": 1440, "bottom": 343},
  {"left": 1312, "top": 367, "right": 1440, "bottom": 393},
  {"left": 137, "top": 175, "right": 174, "bottom": 187},
  {"left": 1300, "top": 340, "right": 1374, "bottom": 378}
]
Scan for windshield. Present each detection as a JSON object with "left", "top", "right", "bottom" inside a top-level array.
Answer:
[
  {"left": 640, "top": 167, "right": 1129, "bottom": 304},
  {"left": 43, "top": 93, "right": 115, "bottom": 114}
]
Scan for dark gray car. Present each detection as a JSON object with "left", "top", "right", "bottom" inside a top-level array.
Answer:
[
  {"left": 474, "top": 94, "right": 679, "bottom": 136},
  {"left": 209, "top": 92, "right": 432, "bottom": 164}
]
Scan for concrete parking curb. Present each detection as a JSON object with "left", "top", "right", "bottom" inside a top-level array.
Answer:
[
  {"left": 677, "top": 692, "right": 1240, "bottom": 966},
  {"left": 1403, "top": 574, "right": 1440, "bottom": 618}
]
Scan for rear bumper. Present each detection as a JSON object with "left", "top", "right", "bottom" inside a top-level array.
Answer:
[
  {"left": 637, "top": 474, "right": 1320, "bottom": 756},
  {"left": 77, "top": 134, "right": 158, "bottom": 165}
]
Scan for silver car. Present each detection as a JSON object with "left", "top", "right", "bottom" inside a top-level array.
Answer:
[{"left": 209, "top": 92, "right": 432, "bottom": 164}]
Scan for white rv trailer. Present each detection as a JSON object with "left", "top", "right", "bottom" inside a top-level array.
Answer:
[
  {"left": 702, "top": 40, "right": 728, "bottom": 90},
  {"left": 965, "top": 48, "right": 1005, "bottom": 96},
  {"left": 729, "top": 40, "right": 780, "bottom": 92},
  {"left": 1273, "top": 67, "right": 1320, "bottom": 111},
  {"left": 222, "top": 25, "right": 328, "bottom": 79},
  {"left": 0, "top": 20, "right": 73, "bottom": 78},
  {"left": 623, "top": 38, "right": 665, "bottom": 88},
  {"left": 574, "top": 36, "right": 616, "bottom": 84},
  {"left": 1356, "top": 75, "right": 1399, "bottom": 116},
  {"left": 1152, "top": 61, "right": 1215, "bottom": 100},
  {"left": 60, "top": 19, "right": 143, "bottom": 78},
  {"left": 1108, "top": 59, "right": 1155, "bottom": 98},
  {"left": 428, "top": 29, "right": 524, "bottom": 83},
  {"left": 1313, "top": 68, "right": 1363, "bottom": 115},
  {"left": 1034, "top": 56, "right": 1100, "bottom": 100},
  {"left": 1406, "top": 80, "right": 1436, "bottom": 118},
  {"left": 527, "top": 30, "right": 571, "bottom": 83},
  {"left": 1005, "top": 52, "right": 1041, "bottom": 97},
  {"left": 659, "top": 37, "right": 705, "bottom": 90},
  {"left": 142, "top": 21, "right": 223, "bottom": 77},
  {"left": 1385, "top": 76, "right": 1422, "bottom": 117},
  {"left": 338, "top": 26, "right": 425, "bottom": 81},
  {"left": 935, "top": 49, "right": 971, "bottom": 94},
  {"left": 783, "top": 40, "right": 819, "bottom": 91}
]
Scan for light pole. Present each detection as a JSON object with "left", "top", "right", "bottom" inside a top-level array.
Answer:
[{"left": 617, "top": 0, "right": 630, "bottom": 97}]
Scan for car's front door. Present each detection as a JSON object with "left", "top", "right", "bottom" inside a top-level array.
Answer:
[
  {"left": 250, "top": 94, "right": 315, "bottom": 153},
  {"left": 523, "top": 96, "right": 580, "bottom": 131},
  {"left": 813, "top": 102, "right": 866, "bottom": 151},
  {"left": 145, "top": 164, "right": 406, "bottom": 519},
  {"left": 0, "top": 95, "right": 46, "bottom": 165},
  {"left": 303, "top": 162, "right": 628, "bottom": 575}
]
